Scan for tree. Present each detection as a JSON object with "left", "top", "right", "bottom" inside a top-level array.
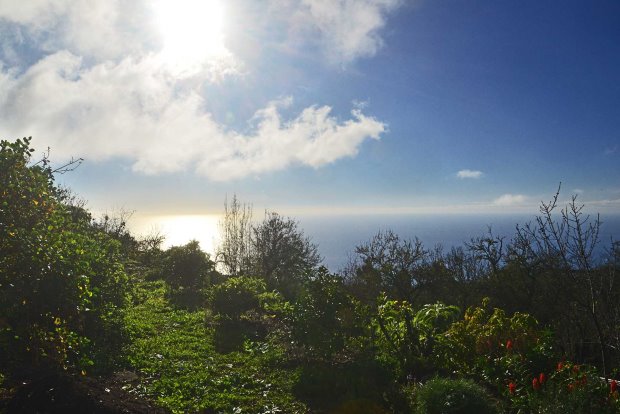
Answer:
[
  {"left": 251, "top": 211, "right": 321, "bottom": 298},
  {"left": 511, "top": 186, "right": 616, "bottom": 376},
  {"left": 0, "top": 138, "right": 127, "bottom": 373},
  {"left": 465, "top": 227, "right": 506, "bottom": 277},
  {"left": 214, "top": 197, "right": 322, "bottom": 298},
  {"left": 601, "top": 242, "right": 620, "bottom": 369},
  {"left": 92, "top": 209, "right": 139, "bottom": 259},
  {"left": 344, "top": 230, "right": 428, "bottom": 303},
  {"left": 216, "top": 195, "right": 253, "bottom": 276},
  {"left": 442, "top": 246, "right": 485, "bottom": 309}
]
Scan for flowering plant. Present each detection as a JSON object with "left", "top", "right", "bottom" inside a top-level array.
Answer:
[{"left": 436, "top": 299, "right": 553, "bottom": 396}]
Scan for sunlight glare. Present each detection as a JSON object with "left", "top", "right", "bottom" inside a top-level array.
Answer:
[
  {"left": 159, "top": 215, "right": 221, "bottom": 254},
  {"left": 154, "top": 0, "right": 228, "bottom": 71},
  {"left": 131, "top": 214, "right": 221, "bottom": 255}
]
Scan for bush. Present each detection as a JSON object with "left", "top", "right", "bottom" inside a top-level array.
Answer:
[
  {"left": 290, "top": 270, "right": 363, "bottom": 359},
  {"left": 209, "top": 277, "right": 270, "bottom": 351},
  {"left": 413, "top": 377, "right": 498, "bottom": 414},
  {"left": 209, "top": 276, "right": 266, "bottom": 320},
  {"left": 436, "top": 298, "right": 555, "bottom": 394},
  {"left": 506, "top": 361, "right": 620, "bottom": 413},
  {"left": 372, "top": 297, "right": 460, "bottom": 380},
  {"left": 163, "top": 240, "right": 217, "bottom": 308}
]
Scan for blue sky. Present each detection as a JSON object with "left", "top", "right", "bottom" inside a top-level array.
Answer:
[{"left": 1, "top": 0, "right": 619, "bottom": 218}]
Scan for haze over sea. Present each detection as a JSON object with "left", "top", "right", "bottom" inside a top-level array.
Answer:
[{"left": 132, "top": 213, "right": 620, "bottom": 273}]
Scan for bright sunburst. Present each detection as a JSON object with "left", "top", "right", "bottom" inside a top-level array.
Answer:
[{"left": 154, "top": 0, "right": 228, "bottom": 71}]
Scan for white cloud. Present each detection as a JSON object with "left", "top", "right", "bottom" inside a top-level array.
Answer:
[
  {"left": 457, "top": 169, "right": 483, "bottom": 179},
  {"left": 0, "top": 51, "right": 385, "bottom": 181},
  {"left": 0, "top": 1, "right": 390, "bottom": 181},
  {"left": 0, "top": 0, "right": 153, "bottom": 61},
  {"left": 0, "top": 0, "right": 404, "bottom": 69},
  {"left": 493, "top": 194, "right": 527, "bottom": 206},
  {"left": 0, "top": 0, "right": 71, "bottom": 27},
  {"left": 0, "top": 0, "right": 239, "bottom": 77},
  {"left": 294, "top": 0, "right": 403, "bottom": 65}
]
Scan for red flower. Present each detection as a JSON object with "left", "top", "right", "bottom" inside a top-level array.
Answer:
[
  {"left": 611, "top": 380, "right": 618, "bottom": 393},
  {"left": 572, "top": 364, "right": 580, "bottom": 374},
  {"left": 539, "top": 372, "right": 546, "bottom": 384},
  {"left": 532, "top": 378, "right": 540, "bottom": 391},
  {"left": 567, "top": 383, "right": 575, "bottom": 392},
  {"left": 508, "top": 382, "right": 516, "bottom": 395},
  {"left": 506, "top": 340, "right": 513, "bottom": 350},
  {"left": 581, "top": 375, "right": 587, "bottom": 386},
  {"left": 557, "top": 361, "right": 564, "bottom": 371}
]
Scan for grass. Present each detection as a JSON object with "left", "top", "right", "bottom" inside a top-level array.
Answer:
[{"left": 123, "top": 281, "right": 308, "bottom": 414}]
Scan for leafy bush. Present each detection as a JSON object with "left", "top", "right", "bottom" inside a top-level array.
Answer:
[
  {"left": 210, "top": 276, "right": 267, "bottom": 319},
  {"left": 413, "top": 377, "right": 498, "bottom": 414},
  {"left": 0, "top": 138, "right": 127, "bottom": 373},
  {"left": 163, "top": 240, "right": 217, "bottom": 308},
  {"left": 436, "top": 298, "right": 554, "bottom": 394},
  {"left": 290, "top": 269, "right": 363, "bottom": 359},
  {"left": 373, "top": 297, "right": 460, "bottom": 379},
  {"left": 208, "top": 277, "right": 272, "bottom": 351}
]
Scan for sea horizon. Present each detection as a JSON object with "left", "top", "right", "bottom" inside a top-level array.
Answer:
[{"left": 129, "top": 212, "right": 620, "bottom": 273}]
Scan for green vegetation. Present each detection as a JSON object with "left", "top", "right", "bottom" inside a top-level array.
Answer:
[
  {"left": 124, "top": 280, "right": 306, "bottom": 413},
  {"left": 1, "top": 137, "right": 620, "bottom": 413}
]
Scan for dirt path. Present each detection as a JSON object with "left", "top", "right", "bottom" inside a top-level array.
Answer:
[{"left": 1, "top": 371, "right": 171, "bottom": 414}]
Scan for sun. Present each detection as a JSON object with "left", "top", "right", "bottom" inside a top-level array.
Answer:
[{"left": 153, "top": 0, "right": 228, "bottom": 71}]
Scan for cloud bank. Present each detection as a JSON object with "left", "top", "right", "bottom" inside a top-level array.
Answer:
[{"left": 0, "top": 0, "right": 390, "bottom": 181}]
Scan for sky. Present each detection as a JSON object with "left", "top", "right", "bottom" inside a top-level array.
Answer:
[{"left": 1, "top": 0, "right": 619, "bottom": 224}]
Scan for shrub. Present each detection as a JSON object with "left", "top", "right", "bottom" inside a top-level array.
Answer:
[
  {"left": 436, "top": 298, "right": 555, "bottom": 394},
  {"left": 290, "top": 270, "right": 363, "bottom": 359},
  {"left": 413, "top": 377, "right": 498, "bottom": 414},
  {"left": 209, "top": 276, "right": 266, "bottom": 320},
  {"left": 209, "top": 277, "right": 270, "bottom": 351},
  {"left": 372, "top": 297, "right": 460, "bottom": 379},
  {"left": 163, "top": 240, "right": 217, "bottom": 308},
  {"left": 506, "top": 361, "right": 620, "bottom": 413}
]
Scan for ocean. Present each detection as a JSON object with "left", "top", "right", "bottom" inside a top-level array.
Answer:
[
  {"left": 296, "top": 213, "right": 620, "bottom": 272},
  {"left": 130, "top": 213, "right": 620, "bottom": 273}
]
